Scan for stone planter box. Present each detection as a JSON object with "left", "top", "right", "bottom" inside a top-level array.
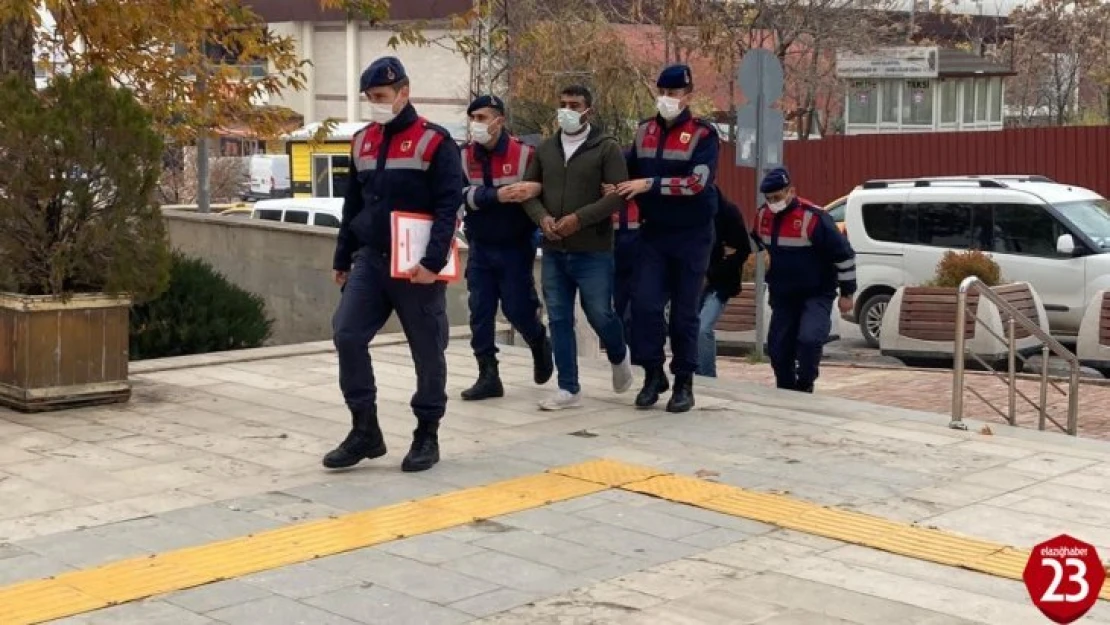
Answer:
[
  {"left": 879, "top": 282, "right": 1048, "bottom": 366},
  {"left": 0, "top": 293, "right": 132, "bottom": 412},
  {"left": 1077, "top": 289, "right": 1110, "bottom": 376},
  {"left": 715, "top": 282, "right": 840, "bottom": 348}
]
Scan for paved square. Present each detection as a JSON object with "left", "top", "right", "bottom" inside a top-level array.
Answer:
[{"left": 4, "top": 337, "right": 1110, "bottom": 623}]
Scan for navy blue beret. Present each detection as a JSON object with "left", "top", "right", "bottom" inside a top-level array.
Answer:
[
  {"left": 657, "top": 64, "right": 693, "bottom": 89},
  {"left": 467, "top": 95, "right": 505, "bottom": 116},
  {"left": 360, "top": 56, "right": 406, "bottom": 91},
  {"left": 760, "top": 167, "right": 792, "bottom": 194}
]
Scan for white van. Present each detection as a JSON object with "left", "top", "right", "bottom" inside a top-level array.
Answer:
[
  {"left": 842, "top": 175, "right": 1110, "bottom": 346},
  {"left": 251, "top": 198, "right": 343, "bottom": 228},
  {"left": 243, "top": 155, "right": 292, "bottom": 201}
]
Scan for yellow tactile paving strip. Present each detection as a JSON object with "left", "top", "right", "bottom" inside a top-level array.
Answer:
[{"left": 0, "top": 458, "right": 1101, "bottom": 624}]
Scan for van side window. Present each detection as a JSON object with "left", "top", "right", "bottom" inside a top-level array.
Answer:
[
  {"left": 861, "top": 203, "right": 900, "bottom": 242},
  {"left": 284, "top": 210, "right": 309, "bottom": 224},
  {"left": 314, "top": 213, "right": 341, "bottom": 228},
  {"left": 255, "top": 209, "right": 282, "bottom": 221},
  {"left": 991, "top": 203, "right": 1060, "bottom": 256},
  {"left": 861, "top": 203, "right": 916, "bottom": 243},
  {"left": 917, "top": 203, "right": 974, "bottom": 248}
]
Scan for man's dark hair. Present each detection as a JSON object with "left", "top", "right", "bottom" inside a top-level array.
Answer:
[{"left": 560, "top": 84, "right": 593, "bottom": 107}]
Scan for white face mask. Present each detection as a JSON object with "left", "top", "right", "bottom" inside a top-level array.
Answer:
[
  {"left": 369, "top": 101, "right": 398, "bottom": 124},
  {"left": 656, "top": 95, "right": 682, "bottom": 120},
  {"left": 768, "top": 199, "right": 790, "bottom": 213},
  {"left": 557, "top": 107, "right": 585, "bottom": 134},
  {"left": 469, "top": 121, "right": 492, "bottom": 144}
]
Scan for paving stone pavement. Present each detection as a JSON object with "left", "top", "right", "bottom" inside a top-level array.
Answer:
[
  {"left": 718, "top": 357, "right": 1110, "bottom": 439},
  {"left": 5, "top": 336, "right": 1110, "bottom": 623}
]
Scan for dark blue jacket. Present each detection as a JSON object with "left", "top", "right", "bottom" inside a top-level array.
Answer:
[
  {"left": 333, "top": 104, "right": 463, "bottom": 273},
  {"left": 626, "top": 109, "right": 720, "bottom": 233},
  {"left": 752, "top": 198, "right": 857, "bottom": 299},
  {"left": 461, "top": 131, "right": 538, "bottom": 246}
]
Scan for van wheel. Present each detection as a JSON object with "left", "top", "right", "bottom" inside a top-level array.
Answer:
[{"left": 859, "top": 292, "right": 891, "bottom": 348}]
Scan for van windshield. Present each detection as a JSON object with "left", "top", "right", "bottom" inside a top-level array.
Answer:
[{"left": 1056, "top": 199, "right": 1110, "bottom": 251}]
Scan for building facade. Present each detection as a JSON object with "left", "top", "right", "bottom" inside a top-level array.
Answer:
[
  {"left": 246, "top": 0, "right": 472, "bottom": 128},
  {"left": 837, "top": 47, "right": 1013, "bottom": 135}
]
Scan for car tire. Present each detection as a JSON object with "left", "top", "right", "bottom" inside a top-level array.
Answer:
[{"left": 859, "top": 292, "right": 891, "bottom": 349}]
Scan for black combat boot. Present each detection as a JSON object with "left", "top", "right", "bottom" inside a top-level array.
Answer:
[
  {"left": 795, "top": 381, "right": 815, "bottom": 393},
  {"left": 401, "top": 420, "right": 440, "bottom": 472},
  {"left": 461, "top": 355, "right": 504, "bottom": 400},
  {"left": 634, "top": 365, "right": 670, "bottom": 408},
  {"left": 322, "top": 407, "right": 387, "bottom": 469},
  {"left": 666, "top": 373, "right": 695, "bottom": 413},
  {"left": 530, "top": 332, "right": 554, "bottom": 384}
]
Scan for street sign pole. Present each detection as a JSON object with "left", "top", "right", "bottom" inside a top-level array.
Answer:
[
  {"left": 752, "top": 81, "right": 766, "bottom": 360},
  {"left": 735, "top": 49, "right": 784, "bottom": 362}
]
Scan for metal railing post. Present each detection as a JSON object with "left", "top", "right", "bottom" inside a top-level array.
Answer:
[
  {"left": 1068, "top": 363, "right": 1081, "bottom": 436},
  {"left": 1007, "top": 316, "right": 1017, "bottom": 426},
  {"left": 1039, "top": 344, "right": 1050, "bottom": 431},
  {"left": 950, "top": 277, "right": 972, "bottom": 430}
]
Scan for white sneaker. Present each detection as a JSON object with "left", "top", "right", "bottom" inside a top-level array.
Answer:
[
  {"left": 611, "top": 347, "right": 633, "bottom": 393},
  {"left": 539, "top": 389, "right": 582, "bottom": 411}
]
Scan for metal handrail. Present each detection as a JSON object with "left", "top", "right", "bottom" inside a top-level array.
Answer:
[{"left": 951, "top": 276, "right": 1082, "bottom": 435}]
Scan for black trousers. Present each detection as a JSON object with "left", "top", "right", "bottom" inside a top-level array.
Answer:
[{"left": 332, "top": 250, "right": 448, "bottom": 422}]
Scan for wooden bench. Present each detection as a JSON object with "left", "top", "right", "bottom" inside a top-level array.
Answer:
[
  {"left": 1101, "top": 295, "right": 1110, "bottom": 347},
  {"left": 992, "top": 283, "right": 1040, "bottom": 340},
  {"left": 897, "top": 287, "right": 980, "bottom": 342},
  {"left": 715, "top": 287, "right": 757, "bottom": 333}
]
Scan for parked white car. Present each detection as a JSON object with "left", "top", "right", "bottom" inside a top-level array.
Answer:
[
  {"left": 251, "top": 198, "right": 343, "bottom": 228},
  {"left": 841, "top": 175, "right": 1110, "bottom": 346}
]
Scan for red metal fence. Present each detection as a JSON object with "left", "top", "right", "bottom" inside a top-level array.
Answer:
[{"left": 717, "top": 126, "right": 1110, "bottom": 225}]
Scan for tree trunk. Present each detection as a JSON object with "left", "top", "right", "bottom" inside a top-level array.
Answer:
[{"left": 0, "top": 14, "right": 36, "bottom": 85}]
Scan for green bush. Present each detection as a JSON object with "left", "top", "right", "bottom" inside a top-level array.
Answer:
[
  {"left": 129, "top": 253, "right": 273, "bottom": 360},
  {"left": 925, "top": 250, "right": 1004, "bottom": 288},
  {"left": 0, "top": 68, "right": 170, "bottom": 301}
]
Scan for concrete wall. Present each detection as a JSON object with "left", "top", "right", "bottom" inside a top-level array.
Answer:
[{"left": 162, "top": 210, "right": 472, "bottom": 346}]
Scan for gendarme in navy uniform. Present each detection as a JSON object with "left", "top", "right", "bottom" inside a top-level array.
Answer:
[
  {"left": 326, "top": 57, "right": 464, "bottom": 473},
  {"left": 618, "top": 64, "right": 720, "bottom": 413},
  {"left": 458, "top": 94, "right": 553, "bottom": 400},
  {"left": 753, "top": 167, "right": 856, "bottom": 393}
]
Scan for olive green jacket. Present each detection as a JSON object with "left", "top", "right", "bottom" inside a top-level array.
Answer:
[{"left": 521, "top": 125, "right": 629, "bottom": 253}]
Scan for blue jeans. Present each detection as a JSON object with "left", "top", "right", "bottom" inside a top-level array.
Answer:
[
  {"left": 541, "top": 250, "right": 627, "bottom": 394},
  {"left": 696, "top": 289, "right": 727, "bottom": 377}
]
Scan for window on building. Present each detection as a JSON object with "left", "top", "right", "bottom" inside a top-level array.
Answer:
[
  {"left": 881, "top": 81, "right": 900, "bottom": 123},
  {"left": 312, "top": 154, "right": 352, "bottom": 198},
  {"left": 962, "top": 80, "right": 975, "bottom": 124},
  {"left": 976, "top": 79, "right": 988, "bottom": 121},
  {"left": 992, "top": 204, "right": 1061, "bottom": 256},
  {"left": 902, "top": 80, "right": 933, "bottom": 126},
  {"left": 989, "top": 77, "right": 1003, "bottom": 122},
  {"left": 940, "top": 80, "right": 958, "bottom": 124},
  {"left": 848, "top": 80, "right": 878, "bottom": 124},
  {"left": 314, "top": 213, "right": 341, "bottom": 228}
]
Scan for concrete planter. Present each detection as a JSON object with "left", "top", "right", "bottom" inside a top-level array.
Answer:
[
  {"left": 879, "top": 282, "right": 1047, "bottom": 365},
  {"left": 1077, "top": 289, "right": 1110, "bottom": 375},
  {"left": 0, "top": 293, "right": 132, "bottom": 412}
]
